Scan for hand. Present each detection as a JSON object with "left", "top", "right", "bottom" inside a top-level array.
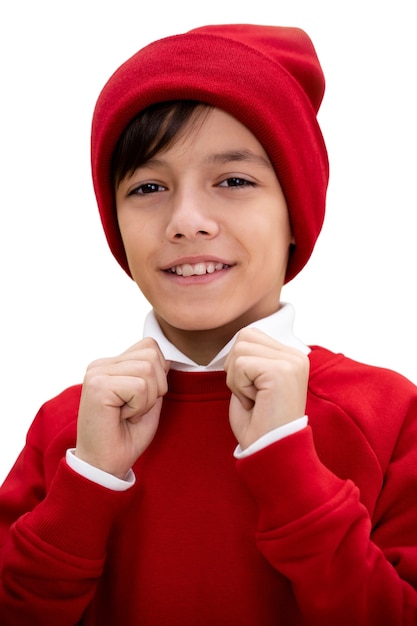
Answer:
[
  {"left": 224, "top": 328, "right": 309, "bottom": 450},
  {"left": 75, "top": 338, "right": 170, "bottom": 479}
]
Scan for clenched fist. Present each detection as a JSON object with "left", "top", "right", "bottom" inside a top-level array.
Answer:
[
  {"left": 224, "top": 328, "right": 309, "bottom": 450},
  {"left": 75, "top": 338, "right": 170, "bottom": 479}
]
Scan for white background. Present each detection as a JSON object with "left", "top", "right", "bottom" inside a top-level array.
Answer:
[{"left": 0, "top": 0, "right": 416, "bottom": 483}]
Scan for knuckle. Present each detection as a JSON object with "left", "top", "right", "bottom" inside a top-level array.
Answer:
[
  {"left": 141, "top": 336, "right": 160, "bottom": 350},
  {"left": 234, "top": 354, "right": 248, "bottom": 371},
  {"left": 133, "top": 376, "right": 148, "bottom": 397},
  {"left": 296, "top": 352, "right": 310, "bottom": 375},
  {"left": 86, "top": 357, "right": 107, "bottom": 371},
  {"left": 230, "top": 339, "right": 250, "bottom": 360},
  {"left": 236, "top": 327, "right": 258, "bottom": 343},
  {"left": 138, "top": 358, "right": 154, "bottom": 378},
  {"left": 82, "top": 372, "right": 109, "bottom": 400},
  {"left": 83, "top": 368, "right": 103, "bottom": 387}
]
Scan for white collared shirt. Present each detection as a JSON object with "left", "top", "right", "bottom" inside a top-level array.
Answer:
[
  {"left": 143, "top": 301, "right": 310, "bottom": 370},
  {"left": 67, "top": 302, "right": 309, "bottom": 489}
]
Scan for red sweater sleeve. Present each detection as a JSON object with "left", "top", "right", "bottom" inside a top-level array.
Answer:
[
  {"left": 0, "top": 390, "right": 133, "bottom": 626},
  {"left": 236, "top": 424, "right": 417, "bottom": 626}
]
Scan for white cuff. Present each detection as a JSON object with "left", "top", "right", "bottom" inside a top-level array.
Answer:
[
  {"left": 233, "top": 415, "right": 308, "bottom": 459},
  {"left": 66, "top": 449, "right": 136, "bottom": 491}
]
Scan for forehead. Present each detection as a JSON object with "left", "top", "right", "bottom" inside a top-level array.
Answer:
[{"left": 155, "top": 106, "right": 272, "bottom": 164}]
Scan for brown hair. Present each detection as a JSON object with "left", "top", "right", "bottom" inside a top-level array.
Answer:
[{"left": 111, "top": 100, "right": 212, "bottom": 188}]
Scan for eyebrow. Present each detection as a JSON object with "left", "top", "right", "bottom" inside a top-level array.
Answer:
[
  {"left": 141, "top": 149, "right": 273, "bottom": 171},
  {"left": 205, "top": 149, "right": 272, "bottom": 168}
]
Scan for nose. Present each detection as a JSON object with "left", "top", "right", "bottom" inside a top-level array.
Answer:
[{"left": 165, "top": 190, "right": 220, "bottom": 241}]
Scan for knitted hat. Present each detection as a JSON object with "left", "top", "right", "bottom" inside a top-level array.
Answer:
[{"left": 91, "top": 23, "right": 329, "bottom": 282}]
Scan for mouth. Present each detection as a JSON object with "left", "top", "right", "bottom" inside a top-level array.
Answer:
[{"left": 165, "top": 261, "right": 231, "bottom": 277}]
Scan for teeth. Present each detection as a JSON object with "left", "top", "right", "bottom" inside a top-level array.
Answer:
[{"left": 169, "top": 262, "right": 227, "bottom": 276}]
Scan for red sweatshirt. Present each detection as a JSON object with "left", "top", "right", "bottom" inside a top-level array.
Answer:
[{"left": 0, "top": 345, "right": 416, "bottom": 626}]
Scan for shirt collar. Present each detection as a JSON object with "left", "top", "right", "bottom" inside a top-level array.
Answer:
[{"left": 142, "top": 302, "right": 310, "bottom": 372}]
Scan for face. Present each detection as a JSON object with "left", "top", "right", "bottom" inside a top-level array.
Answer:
[{"left": 116, "top": 107, "right": 293, "bottom": 360}]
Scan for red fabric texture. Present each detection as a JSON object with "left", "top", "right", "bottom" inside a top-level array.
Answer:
[
  {"left": 0, "top": 346, "right": 416, "bottom": 625},
  {"left": 90, "top": 24, "right": 329, "bottom": 283}
]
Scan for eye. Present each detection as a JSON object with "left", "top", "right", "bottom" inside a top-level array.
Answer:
[
  {"left": 128, "top": 182, "right": 167, "bottom": 195},
  {"left": 218, "top": 177, "right": 256, "bottom": 188}
]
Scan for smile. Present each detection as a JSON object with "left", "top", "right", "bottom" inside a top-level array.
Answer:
[{"left": 167, "top": 262, "right": 230, "bottom": 277}]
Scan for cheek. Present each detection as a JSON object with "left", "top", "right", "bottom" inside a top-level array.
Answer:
[
  {"left": 117, "top": 223, "right": 149, "bottom": 284},
  {"left": 247, "top": 208, "right": 292, "bottom": 251},
  {"left": 118, "top": 213, "right": 154, "bottom": 259},
  {"left": 270, "top": 207, "right": 293, "bottom": 250},
  {"left": 256, "top": 213, "right": 293, "bottom": 276}
]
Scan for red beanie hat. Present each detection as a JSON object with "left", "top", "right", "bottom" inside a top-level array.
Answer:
[{"left": 91, "top": 23, "right": 329, "bottom": 282}]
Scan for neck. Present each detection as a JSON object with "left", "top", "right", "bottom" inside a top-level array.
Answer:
[
  {"left": 155, "top": 305, "right": 281, "bottom": 365},
  {"left": 158, "top": 325, "right": 234, "bottom": 365}
]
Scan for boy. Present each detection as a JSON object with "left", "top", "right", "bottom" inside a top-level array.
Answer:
[{"left": 0, "top": 23, "right": 416, "bottom": 626}]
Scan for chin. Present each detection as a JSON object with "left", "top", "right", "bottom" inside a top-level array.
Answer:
[{"left": 161, "top": 312, "right": 236, "bottom": 334}]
